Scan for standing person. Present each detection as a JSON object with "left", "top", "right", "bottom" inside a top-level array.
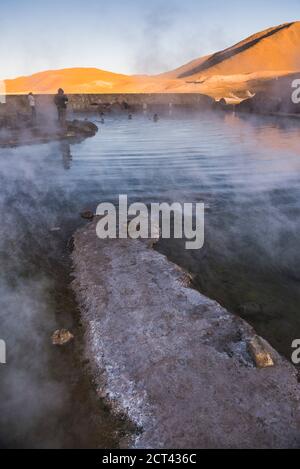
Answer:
[
  {"left": 54, "top": 88, "right": 68, "bottom": 126},
  {"left": 28, "top": 92, "right": 36, "bottom": 124}
]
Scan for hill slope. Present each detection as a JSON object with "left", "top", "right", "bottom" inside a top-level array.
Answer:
[
  {"left": 169, "top": 22, "right": 300, "bottom": 80},
  {"left": 4, "top": 68, "right": 132, "bottom": 94}
]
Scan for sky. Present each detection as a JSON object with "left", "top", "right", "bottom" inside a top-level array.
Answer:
[{"left": 0, "top": 0, "right": 299, "bottom": 79}]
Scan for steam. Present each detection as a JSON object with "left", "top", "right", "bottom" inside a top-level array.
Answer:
[
  {"left": 0, "top": 136, "right": 111, "bottom": 448},
  {"left": 0, "top": 143, "right": 73, "bottom": 448},
  {"left": 132, "top": 3, "right": 230, "bottom": 74},
  {"left": 1, "top": 109, "right": 300, "bottom": 447}
]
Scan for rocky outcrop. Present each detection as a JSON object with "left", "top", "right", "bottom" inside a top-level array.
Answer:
[
  {"left": 66, "top": 119, "right": 98, "bottom": 136},
  {"left": 0, "top": 118, "right": 98, "bottom": 148},
  {"left": 71, "top": 219, "right": 300, "bottom": 449},
  {"left": 236, "top": 74, "right": 300, "bottom": 115}
]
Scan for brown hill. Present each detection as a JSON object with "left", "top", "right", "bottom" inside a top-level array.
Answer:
[
  {"left": 4, "top": 68, "right": 132, "bottom": 94},
  {"left": 167, "top": 22, "right": 300, "bottom": 79}
]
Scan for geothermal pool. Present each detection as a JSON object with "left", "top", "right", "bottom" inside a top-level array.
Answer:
[{"left": 1, "top": 110, "right": 300, "bottom": 448}]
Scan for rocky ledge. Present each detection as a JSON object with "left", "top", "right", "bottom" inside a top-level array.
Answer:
[
  {"left": 71, "top": 219, "right": 300, "bottom": 449},
  {"left": 0, "top": 119, "right": 98, "bottom": 148}
]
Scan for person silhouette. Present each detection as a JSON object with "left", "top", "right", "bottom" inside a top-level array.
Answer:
[{"left": 54, "top": 89, "right": 68, "bottom": 127}]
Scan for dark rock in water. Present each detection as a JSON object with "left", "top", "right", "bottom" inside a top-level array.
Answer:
[
  {"left": 237, "top": 92, "right": 283, "bottom": 114},
  {"left": 67, "top": 119, "right": 98, "bottom": 136},
  {"left": 236, "top": 74, "right": 300, "bottom": 115},
  {"left": 80, "top": 210, "right": 94, "bottom": 220},
  {"left": 218, "top": 98, "right": 227, "bottom": 107},
  {"left": 0, "top": 115, "right": 98, "bottom": 148},
  {"left": 214, "top": 98, "right": 235, "bottom": 112}
]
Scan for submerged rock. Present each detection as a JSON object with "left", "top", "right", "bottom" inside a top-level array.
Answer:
[
  {"left": 0, "top": 117, "right": 98, "bottom": 148},
  {"left": 71, "top": 219, "right": 300, "bottom": 449},
  {"left": 51, "top": 329, "right": 74, "bottom": 346},
  {"left": 67, "top": 119, "right": 98, "bottom": 136}
]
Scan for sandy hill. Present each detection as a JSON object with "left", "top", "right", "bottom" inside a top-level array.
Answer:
[
  {"left": 4, "top": 68, "right": 133, "bottom": 94},
  {"left": 166, "top": 22, "right": 300, "bottom": 80},
  {"left": 4, "top": 21, "right": 300, "bottom": 101},
  {"left": 160, "top": 21, "right": 300, "bottom": 101}
]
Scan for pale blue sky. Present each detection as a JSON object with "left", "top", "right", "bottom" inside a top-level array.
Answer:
[{"left": 0, "top": 0, "right": 299, "bottom": 79}]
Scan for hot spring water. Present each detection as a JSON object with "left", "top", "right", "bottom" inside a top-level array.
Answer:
[{"left": 1, "top": 110, "right": 300, "bottom": 447}]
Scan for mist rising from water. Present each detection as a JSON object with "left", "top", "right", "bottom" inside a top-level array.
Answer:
[{"left": 1, "top": 110, "right": 300, "bottom": 447}]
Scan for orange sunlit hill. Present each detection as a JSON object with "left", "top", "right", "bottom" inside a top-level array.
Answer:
[{"left": 4, "top": 21, "right": 300, "bottom": 102}]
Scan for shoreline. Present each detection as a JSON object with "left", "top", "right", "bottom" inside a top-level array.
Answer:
[{"left": 71, "top": 218, "right": 300, "bottom": 448}]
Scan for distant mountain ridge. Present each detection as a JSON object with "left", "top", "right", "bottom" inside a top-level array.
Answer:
[
  {"left": 4, "top": 21, "right": 300, "bottom": 102},
  {"left": 176, "top": 23, "right": 295, "bottom": 78}
]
